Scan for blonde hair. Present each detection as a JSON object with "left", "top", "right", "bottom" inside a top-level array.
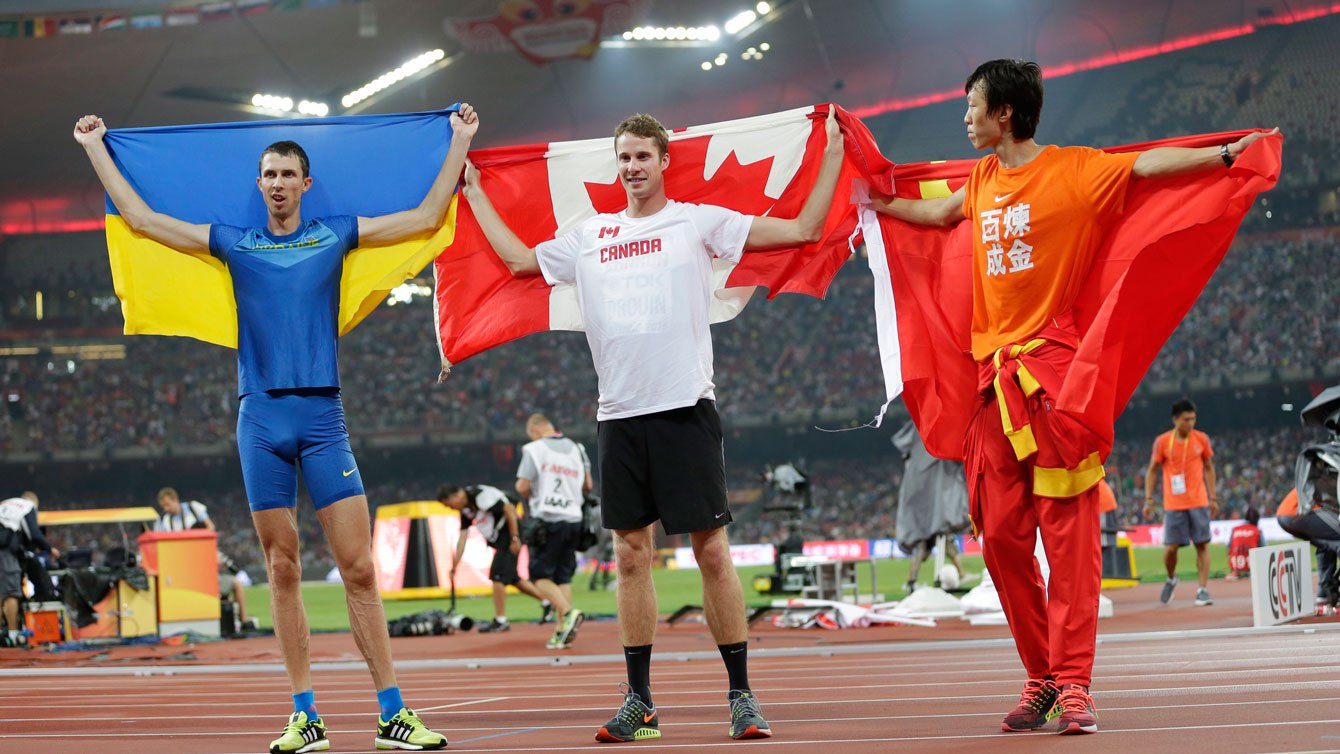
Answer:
[{"left": 614, "top": 113, "right": 669, "bottom": 157}]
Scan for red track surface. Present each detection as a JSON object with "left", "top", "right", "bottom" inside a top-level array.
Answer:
[{"left": 2, "top": 581, "right": 1338, "bottom": 753}]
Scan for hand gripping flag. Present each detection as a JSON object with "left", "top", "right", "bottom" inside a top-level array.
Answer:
[
  {"left": 860, "top": 130, "right": 1283, "bottom": 460},
  {"left": 432, "top": 104, "right": 893, "bottom": 371},
  {"left": 102, "top": 108, "right": 461, "bottom": 348}
]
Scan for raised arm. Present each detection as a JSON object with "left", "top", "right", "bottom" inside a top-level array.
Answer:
[
  {"left": 462, "top": 162, "right": 541, "bottom": 276},
  {"left": 1132, "top": 127, "right": 1279, "bottom": 179},
  {"left": 870, "top": 185, "right": 967, "bottom": 228},
  {"left": 357, "top": 104, "right": 479, "bottom": 246},
  {"left": 74, "top": 115, "right": 211, "bottom": 252},
  {"left": 744, "top": 107, "right": 846, "bottom": 249}
]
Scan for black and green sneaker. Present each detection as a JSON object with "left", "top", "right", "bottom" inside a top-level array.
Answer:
[
  {"left": 728, "top": 691, "right": 772, "bottom": 740},
  {"left": 595, "top": 685, "right": 661, "bottom": 743},
  {"left": 269, "top": 711, "right": 329, "bottom": 754}
]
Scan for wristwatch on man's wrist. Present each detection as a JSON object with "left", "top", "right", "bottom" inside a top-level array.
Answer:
[{"left": 1220, "top": 143, "right": 1235, "bottom": 167}]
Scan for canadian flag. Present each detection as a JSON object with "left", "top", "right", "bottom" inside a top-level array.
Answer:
[{"left": 432, "top": 104, "right": 893, "bottom": 371}]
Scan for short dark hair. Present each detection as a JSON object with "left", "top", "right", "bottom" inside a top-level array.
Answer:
[
  {"left": 259, "top": 140, "right": 310, "bottom": 177},
  {"left": 436, "top": 485, "right": 462, "bottom": 502},
  {"left": 965, "top": 59, "right": 1044, "bottom": 140},
  {"left": 615, "top": 113, "right": 669, "bottom": 158},
  {"left": 1171, "top": 398, "right": 1197, "bottom": 418},
  {"left": 157, "top": 486, "right": 177, "bottom": 501},
  {"left": 1243, "top": 506, "right": 1260, "bottom": 526}
]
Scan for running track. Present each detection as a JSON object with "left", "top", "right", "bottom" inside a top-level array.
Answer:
[{"left": 2, "top": 623, "right": 1339, "bottom": 753}]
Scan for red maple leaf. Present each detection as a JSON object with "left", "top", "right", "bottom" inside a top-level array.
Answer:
[{"left": 581, "top": 134, "right": 788, "bottom": 217}]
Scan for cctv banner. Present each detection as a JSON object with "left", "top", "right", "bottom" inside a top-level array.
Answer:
[{"left": 1249, "top": 541, "right": 1313, "bottom": 627}]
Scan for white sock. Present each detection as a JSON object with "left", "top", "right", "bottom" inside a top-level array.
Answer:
[{"left": 495, "top": 616, "right": 508, "bottom": 624}]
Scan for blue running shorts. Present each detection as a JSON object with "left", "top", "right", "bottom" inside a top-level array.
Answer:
[{"left": 236, "top": 388, "right": 364, "bottom": 512}]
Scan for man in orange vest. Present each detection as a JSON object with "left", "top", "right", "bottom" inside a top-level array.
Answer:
[{"left": 1144, "top": 399, "right": 1218, "bottom": 606}]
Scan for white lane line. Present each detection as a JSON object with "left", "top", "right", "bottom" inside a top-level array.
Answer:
[{"left": 415, "top": 696, "right": 510, "bottom": 712}]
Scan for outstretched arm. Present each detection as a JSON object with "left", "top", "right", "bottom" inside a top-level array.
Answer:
[
  {"left": 1132, "top": 128, "right": 1279, "bottom": 179},
  {"left": 870, "top": 185, "right": 967, "bottom": 227},
  {"left": 744, "top": 107, "right": 846, "bottom": 249},
  {"left": 357, "top": 104, "right": 479, "bottom": 246},
  {"left": 74, "top": 115, "right": 211, "bottom": 252},
  {"left": 462, "top": 162, "right": 541, "bottom": 276}
]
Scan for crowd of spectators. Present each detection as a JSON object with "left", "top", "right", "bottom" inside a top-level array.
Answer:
[{"left": 4, "top": 233, "right": 1335, "bottom": 454}]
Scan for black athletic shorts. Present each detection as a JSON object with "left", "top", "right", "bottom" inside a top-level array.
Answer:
[
  {"left": 528, "top": 520, "right": 582, "bottom": 585},
  {"left": 488, "top": 542, "right": 520, "bottom": 586},
  {"left": 597, "top": 398, "right": 730, "bottom": 536}
]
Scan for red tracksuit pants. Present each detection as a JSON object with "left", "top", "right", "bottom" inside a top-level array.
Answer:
[{"left": 965, "top": 392, "right": 1102, "bottom": 688}]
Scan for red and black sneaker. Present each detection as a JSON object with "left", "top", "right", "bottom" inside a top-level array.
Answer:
[
  {"left": 1055, "top": 683, "right": 1098, "bottom": 734},
  {"left": 1001, "top": 678, "right": 1060, "bottom": 732}
]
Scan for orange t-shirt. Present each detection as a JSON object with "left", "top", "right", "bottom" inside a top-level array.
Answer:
[
  {"left": 962, "top": 145, "right": 1139, "bottom": 361},
  {"left": 1151, "top": 429, "right": 1214, "bottom": 510},
  {"left": 1097, "top": 479, "right": 1118, "bottom": 513},
  {"left": 1277, "top": 488, "right": 1299, "bottom": 517}
]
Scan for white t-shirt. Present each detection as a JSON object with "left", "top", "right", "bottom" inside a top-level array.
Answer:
[
  {"left": 535, "top": 200, "right": 752, "bottom": 421},
  {"left": 517, "top": 435, "right": 590, "bottom": 523}
]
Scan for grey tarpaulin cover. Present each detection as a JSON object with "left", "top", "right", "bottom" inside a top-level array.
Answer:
[{"left": 892, "top": 422, "right": 971, "bottom": 545}]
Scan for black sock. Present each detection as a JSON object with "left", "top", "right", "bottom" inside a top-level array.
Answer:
[
  {"left": 719, "top": 641, "right": 750, "bottom": 698},
  {"left": 623, "top": 645, "right": 653, "bottom": 707}
]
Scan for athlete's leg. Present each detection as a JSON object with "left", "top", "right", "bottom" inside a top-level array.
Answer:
[
  {"left": 317, "top": 495, "right": 396, "bottom": 690},
  {"left": 614, "top": 525, "right": 658, "bottom": 646},
  {"left": 1037, "top": 488, "right": 1101, "bottom": 686},
  {"left": 970, "top": 406, "right": 1048, "bottom": 681},
  {"left": 253, "top": 507, "right": 312, "bottom": 693},
  {"left": 692, "top": 526, "right": 748, "bottom": 645}
]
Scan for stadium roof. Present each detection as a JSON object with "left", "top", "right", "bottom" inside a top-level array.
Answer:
[{"left": 1, "top": 0, "right": 1333, "bottom": 232}]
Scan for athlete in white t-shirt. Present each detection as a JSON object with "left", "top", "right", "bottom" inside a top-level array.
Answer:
[
  {"left": 465, "top": 109, "right": 844, "bottom": 742},
  {"left": 516, "top": 413, "right": 593, "bottom": 648}
]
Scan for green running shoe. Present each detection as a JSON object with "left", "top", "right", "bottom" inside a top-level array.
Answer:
[
  {"left": 269, "top": 711, "right": 329, "bottom": 754},
  {"left": 558, "top": 608, "right": 585, "bottom": 648},
  {"left": 728, "top": 691, "right": 772, "bottom": 740},
  {"left": 595, "top": 685, "right": 661, "bottom": 743},
  {"left": 375, "top": 707, "right": 448, "bottom": 750}
]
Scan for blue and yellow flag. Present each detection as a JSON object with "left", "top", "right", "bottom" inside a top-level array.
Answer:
[{"left": 103, "top": 108, "right": 460, "bottom": 348}]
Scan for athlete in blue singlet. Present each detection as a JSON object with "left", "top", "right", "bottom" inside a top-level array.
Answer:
[{"left": 75, "top": 104, "right": 477, "bottom": 754}]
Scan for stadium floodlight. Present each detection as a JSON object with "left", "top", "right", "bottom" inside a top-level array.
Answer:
[
  {"left": 725, "top": 9, "right": 756, "bottom": 35},
  {"left": 297, "top": 100, "right": 329, "bottom": 117},
  {"left": 760, "top": 42, "right": 770, "bottom": 51},
  {"left": 701, "top": 61, "right": 713, "bottom": 71},
  {"left": 341, "top": 49, "right": 447, "bottom": 110},
  {"left": 756, "top": 2, "right": 771, "bottom": 14},
  {"left": 250, "top": 93, "right": 294, "bottom": 113}
]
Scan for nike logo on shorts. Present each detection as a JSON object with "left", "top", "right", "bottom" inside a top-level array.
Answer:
[{"left": 343, "top": 468, "right": 357, "bottom": 477}]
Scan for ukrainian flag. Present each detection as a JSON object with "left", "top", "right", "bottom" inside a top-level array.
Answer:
[{"left": 103, "top": 108, "right": 461, "bottom": 348}]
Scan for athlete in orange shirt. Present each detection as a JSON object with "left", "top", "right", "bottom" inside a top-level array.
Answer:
[
  {"left": 873, "top": 59, "right": 1276, "bottom": 736},
  {"left": 1144, "top": 398, "right": 1218, "bottom": 606}
]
